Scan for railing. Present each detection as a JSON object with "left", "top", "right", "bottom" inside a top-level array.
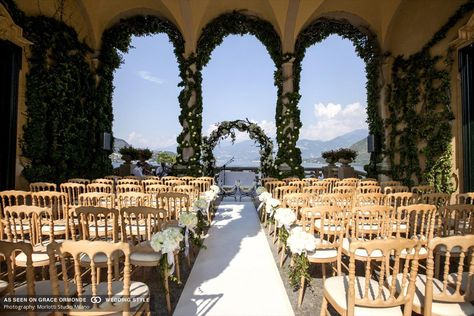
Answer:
[{"left": 218, "top": 166, "right": 367, "bottom": 178}]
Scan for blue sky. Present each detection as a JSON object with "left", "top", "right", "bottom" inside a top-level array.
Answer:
[{"left": 112, "top": 34, "right": 367, "bottom": 149}]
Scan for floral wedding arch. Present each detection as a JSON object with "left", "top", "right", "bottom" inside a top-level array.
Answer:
[{"left": 201, "top": 119, "right": 274, "bottom": 176}]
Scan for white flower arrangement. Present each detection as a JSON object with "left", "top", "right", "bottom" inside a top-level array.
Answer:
[
  {"left": 265, "top": 198, "right": 281, "bottom": 215},
  {"left": 256, "top": 186, "right": 266, "bottom": 195},
  {"left": 150, "top": 227, "right": 183, "bottom": 254},
  {"left": 210, "top": 185, "right": 220, "bottom": 194},
  {"left": 203, "top": 190, "right": 217, "bottom": 202},
  {"left": 274, "top": 208, "right": 297, "bottom": 228},
  {"left": 193, "top": 197, "right": 208, "bottom": 211},
  {"left": 287, "top": 227, "right": 317, "bottom": 255},
  {"left": 179, "top": 212, "right": 198, "bottom": 230},
  {"left": 258, "top": 191, "right": 272, "bottom": 203}
]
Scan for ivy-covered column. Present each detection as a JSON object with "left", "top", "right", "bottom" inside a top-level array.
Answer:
[
  {"left": 274, "top": 55, "right": 304, "bottom": 178},
  {"left": 175, "top": 55, "right": 203, "bottom": 176}
]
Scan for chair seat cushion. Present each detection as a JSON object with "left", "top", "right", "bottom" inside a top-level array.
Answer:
[
  {"left": 80, "top": 252, "right": 122, "bottom": 264},
  {"left": 0, "top": 279, "right": 8, "bottom": 294},
  {"left": 448, "top": 272, "right": 474, "bottom": 293},
  {"left": 15, "top": 249, "right": 49, "bottom": 266},
  {"left": 307, "top": 248, "right": 338, "bottom": 259},
  {"left": 324, "top": 275, "right": 403, "bottom": 316},
  {"left": 41, "top": 224, "right": 66, "bottom": 233}
]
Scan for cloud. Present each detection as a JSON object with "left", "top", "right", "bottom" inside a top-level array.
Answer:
[
  {"left": 137, "top": 70, "right": 163, "bottom": 85},
  {"left": 126, "top": 131, "right": 176, "bottom": 149},
  {"left": 205, "top": 120, "right": 277, "bottom": 143},
  {"left": 300, "top": 102, "right": 367, "bottom": 141}
]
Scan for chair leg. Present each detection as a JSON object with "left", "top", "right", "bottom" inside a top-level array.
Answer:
[
  {"left": 279, "top": 247, "right": 286, "bottom": 267},
  {"left": 298, "top": 275, "right": 305, "bottom": 307},
  {"left": 97, "top": 267, "right": 101, "bottom": 284},
  {"left": 322, "top": 263, "right": 326, "bottom": 283},
  {"left": 273, "top": 225, "right": 278, "bottom": 243},
  {"left": 175, "top": 253, "right": 181, "bottom": 284},
  {"left": 320, "top": 296, "right": 328, "bottom": 316},
  {"left": 163, "top": 267, "right": 172, "bottom": 314}
]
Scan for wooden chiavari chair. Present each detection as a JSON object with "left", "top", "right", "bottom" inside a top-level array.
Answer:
[
  {"left": 92, "top": 178, "right": 114, "bottom": 186},
  {"left": 333, "top": 185, "right": 356, "bottom": 195},
  {"left": 156, "top": 192, "right": 190, "bottom": 220},
  {"left": 164, "top": 179, "right": 186, "bottom": 188},
  {"left": 384, "top": 185, "right": 409, "bottom": 194},
  {"left": 86, "top": 182, "right": 113, "bottom": 194},
  {"left": 321, "top": 238, "right": 420, "bottom": 316},
  {"left": 264, "top": 180, "right": 285, "bottom": 196},
  {"left": 385, "top": 192, "right": 418, "bottom": 209},
  {"left": 282, "top": 177, "right": 299, "bottom": 184},
  {"left": 410, "top": 235, "right": 474, "bottom": 316},
  {"left": 118, "top": 178, "right": 141, "bottom": 186},
  {"left": 288, "top": 180, "right": 306, "bottom": 192},
  {"left": 340, "top": 178, "right": 359, "bottom": 186},
  {"left": 355, "top": 185, "right": 381, "bottom": 194},
  {"left": 411, "top": 185, "right": 435, "bottom": 194},
  {"left": 322, "top": 178, "right": 339, "bottom": 193},
  {"left": 117, "top": 192, "right": 151, "bottom": 210},
  {"left": 273, "top": 185, "right": 298, "bottom": 201},
  {"left": 0, "top": 190, "right": 32, "bottom": 239},
  {"left": 357, "top": 180, "right": 379, "bottom": 187},
  {"left": 174, "top": 185, "right": 199, "bottom": 204},
  {"left": 78, "top": 192, "right": 115, "bottom": 209},
  {"left": 29, "top": 182, "right": 57, "bottom": 192},
  {"left": 48, "top": 240, "right": 151, "bottom": 315},
  {"left": 456, "top": 192, "right": 474, "bottom": 204},
  {"left": 190, "top": 179, "right": 211, "bottom": 194},
  {"left": 302, "top": 178, "right": 318, "bottom": 186},
  {"left": 380, "top": 180, "right": 401, "bottom": 191},
  {"left": 116, "top": 184, "right": 143, "bottom": 194},
  {"left": 60, "top": 182, "right": 85, "bottom": 208},
  {"left": 420, "top": 192, "right": 451, "bottom": 208},
  {"left": 180, "top": 176, "right": 196, "bottom": 185},
  {"left": 261, "top": 177, "right": 277, "bottom": 187},
  {"left": 32, "top": 191, "right": 68, "bottom": 239},
  {"left": 161, "top": 176, "right": 178, "bottom": 182},
  {"left": 302, "top": 183, "right": 330, "bottom": 195},
  {"left": 352, "top": 193, "right": 385, "bottom": 208}
]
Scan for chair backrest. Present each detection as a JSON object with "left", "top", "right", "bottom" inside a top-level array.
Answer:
[
  {"left": 384, "top": 185, "right": 409, "bottom": 194},
  {"left": 48, "top": 240, "right": 133, "bottom": 313},
  {"left": 333, "top": 185, "right": 356, "bottom": 195},
  {"left": 380, "top": 180, "right": 402, "bottom": 190},
  {"left": 162, "top": 176, "right": 178, "bottom": 181},
  {"left": 190, "top": 180, "right": 211, "bottom": 194},
  {"left": 302, "top": 178, "right": 318, "bottom": 186},
  {"left": 29, "top": 182, "right": 57, "bottom": 192},
  {"left": 197, "top": 176, "right": 215, "bottom": 185},
  {"left": 419, "top": 192, "right": 451, "bottom": 208},
  {"left": 456, "top": 192, "right": 474, "bottom": 204},
  {"left": 92, "top": 178, "right": 114, "bottom": 186},
  {"left": 78, "top": 192, "right": 115, "bottom": 209},
  {"left": 437, "top": 204, "right": 474, "bottom": 237},
  {"left": 0, "top": 190, "right": 32, "bottom": 210},
  {"left": 302, "top": 183, "right": 330, "bottom": 195},
  {"left": 358, "top": 180, "right": 379, "bottom": 187},
  {"left": 352, "top": 193, "right": 385, "bottom": 208},
  {"left": 385, "top": 192, "right": 418, "bottom": 209},
  {"left": 318, "top": 193, "right": 354, "bottom": 210},
  {"left": 288, "top": 180, "right": 306, "bottom": 191},
  {"left": 104, "top": 175, "right": 121, "bottom": 182},
  {"left": 411, "top": 185, "right": 435, "bottom": 194},
  {"left": 117, "top": 178, "right": 141, "bottom": 186},
  {"left": 0, "top": 241, "right": 36, "bottom": 300},
  {"left": 164, "top": 179, "right": 186, "bottom": 188},
  {"left": 180, "top": 176, "right": 196, "bottom": 185},
  {"left": 68, "top": 178, "right": 90, "bottom": 185},
  {"left": 116, "top": 184, "right": 143, "bottom": 194},
  {"left": 120, "top": 206, "right": 167, "bottom": 242},
  {"left": 117, "top": 192, "right": 151, "bottom": 209},
  {"left": 264, "top": 181, "right": 285, "bottom": 195},
  {"left": 123, "top": 175, "right": 141, "bottom": 180},
  {"left": 350, "top": 205, "right": 393, "bottom": 239},
  {"left": 301, "top": 206, "right": 346, "bottom": 248},
  {"left": 156, "top": 192, "right": 190, "bottom": 220},
  {"left": 347, "top": 238, "right": 419, "bottom": 315},
  {"left": 283, "top": 193, "right": 311, "bottom": 219},
  {"left": 4, "top": 205, "right": 54, "bottom": 244},
  {"left": 60, "top": 182, "right": 86, "bottom": 207},
  {"left": 273, "top": 185, "right": 298, "bottom": 200},
  {"left": 142, "top": 179, "right": 163, "bottom": 190},
  {"left": 282, "top": 177, "right": 299, "bottom": 184},
  {"left": 72, "top": 206, "right": 119, "bottom": 241},
  {"left": 321, "top": 178, "right": 339, "bottom": 192},
  {"left": 261, "top": 177, "right": 278, "bottom": 187},
  {"left": 424, "top": 235, "right": 474, "bottom": 313},
  {"left": 32, "top": 191, "right": 68, "bottom": 222},
  {"left": 355, "top": 185, "right": 381, "bottom": 194},
  {"left": 174, "top": 185, "right": 199, "bottom": 203},
  {"left": 142, "top": 175, "right": 160, "bottom": 180},
  {"left": 340, "top": 178, "right": 359, "bottom": 186},
  {"left": 390, "top": 204, "right": 437, "bottom": 242},
  {"left": 86, "top": 182, "right": 113, "bottom": 194}
]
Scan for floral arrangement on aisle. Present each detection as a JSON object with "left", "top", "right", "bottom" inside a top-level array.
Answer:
[
  {"left": 265, "top": 198, "right": 280, "bottom": 224},
  {"left": 256, "top": 186, "right": 266, "bottom": 196},
  {"left": 274, "top": 208, "right": 297, "bottom": 246},
  {"left": 286, "top": 227, "right": 317, "bottom": 290},
  {"left": 150, "top": 227, "right": 184, "bottom": 275},
  {"left": 179, "top": 211, "right": 200, "bottom": 253}
]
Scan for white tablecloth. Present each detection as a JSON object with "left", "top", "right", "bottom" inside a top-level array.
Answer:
[{"left": 218, "top": 171, "right": 256, "bottom": 186}]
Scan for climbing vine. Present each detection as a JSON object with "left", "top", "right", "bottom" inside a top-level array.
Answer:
[
  {"left": 294, "top": 18, "right": 383, "bottom": 178},
  {"left": 385, "top": 0, "right": 474, "bottom": 192},
  {"left": 201, "top": 120, "right": 274, "bottom": 176}
]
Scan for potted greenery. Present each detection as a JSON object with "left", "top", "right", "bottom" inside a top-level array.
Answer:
[
  {"left": 138, "top": 148, "right": 153, "bottom": 162},
  {"left": 321, "top": 150, "right": 338, "bottom": 165},
  {"left": 336, "top": 148, "right": 357, "bottom": 166},
  {"left": 119, "top": 146, "right": 139, "bottom": 163}
]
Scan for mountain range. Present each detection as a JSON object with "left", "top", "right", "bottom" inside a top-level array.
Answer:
[{"left": 113, "top": 128, "right": 370, "bottom": 166}]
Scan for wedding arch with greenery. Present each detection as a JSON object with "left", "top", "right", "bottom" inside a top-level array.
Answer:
[{"left": 201, "top": 120, "right": 274, "bottom": 176}]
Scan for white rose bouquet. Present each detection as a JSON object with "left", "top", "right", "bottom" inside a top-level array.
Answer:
[
  {"left": 179, "top": 212, "right": 198, "bottom": 256},
  {"left": 287, "top": 227, "right": 317, "bottom": 255},
  {"left": 150, "top": 227, "right": 184, "bottom": 274},
  {"left": 265, "top": 198, "right": 281, "bottom": 217},
  {"left": 255, "top": 186, "right": 266, "bottom": 195},
  {"left": 210, "top": 185, "right": 220, "bottom": 194},
  {"left": 274, "top": 208, "right": 297, "bottom": 229},
  {"left": 193, "top": 197, "right": 208, "bottom": 212}
]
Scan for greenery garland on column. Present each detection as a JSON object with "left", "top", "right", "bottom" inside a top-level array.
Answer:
[
  {"left": 294, "top": 18, "right": 383, "bottom": 178},
  {"left": 196, "top": 11, "right": 288, "bottom": 177},
  {"left": 97, "top": 15, "right": 193, "bottom": 173},
  {"left": 385, "top": 0, "right": 474, "bottom": 192},
  {"left": 7, "top": 4, "right": 113, "bottom": 182},
  {"left": 201, "top": 119, "right": 274, "bottom": 176}
]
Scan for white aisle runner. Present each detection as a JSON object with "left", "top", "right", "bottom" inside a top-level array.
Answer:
[{"left": 173, "top": 201, "right": 294, "bottom": 316}]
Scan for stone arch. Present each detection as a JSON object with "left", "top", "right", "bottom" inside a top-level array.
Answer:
[
  {"left": 201, "top": 120, "right": 274, "bottom": 176},
  {"left": 96, "top": 14, "right": 186, "bottom": 145},
  {"left": 293, "top": 15, "right": 383, "bottom": 176}
]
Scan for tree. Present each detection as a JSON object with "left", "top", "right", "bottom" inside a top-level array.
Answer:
[{"left": 156, "top": 151, "right": 177, "bottom": 164}]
